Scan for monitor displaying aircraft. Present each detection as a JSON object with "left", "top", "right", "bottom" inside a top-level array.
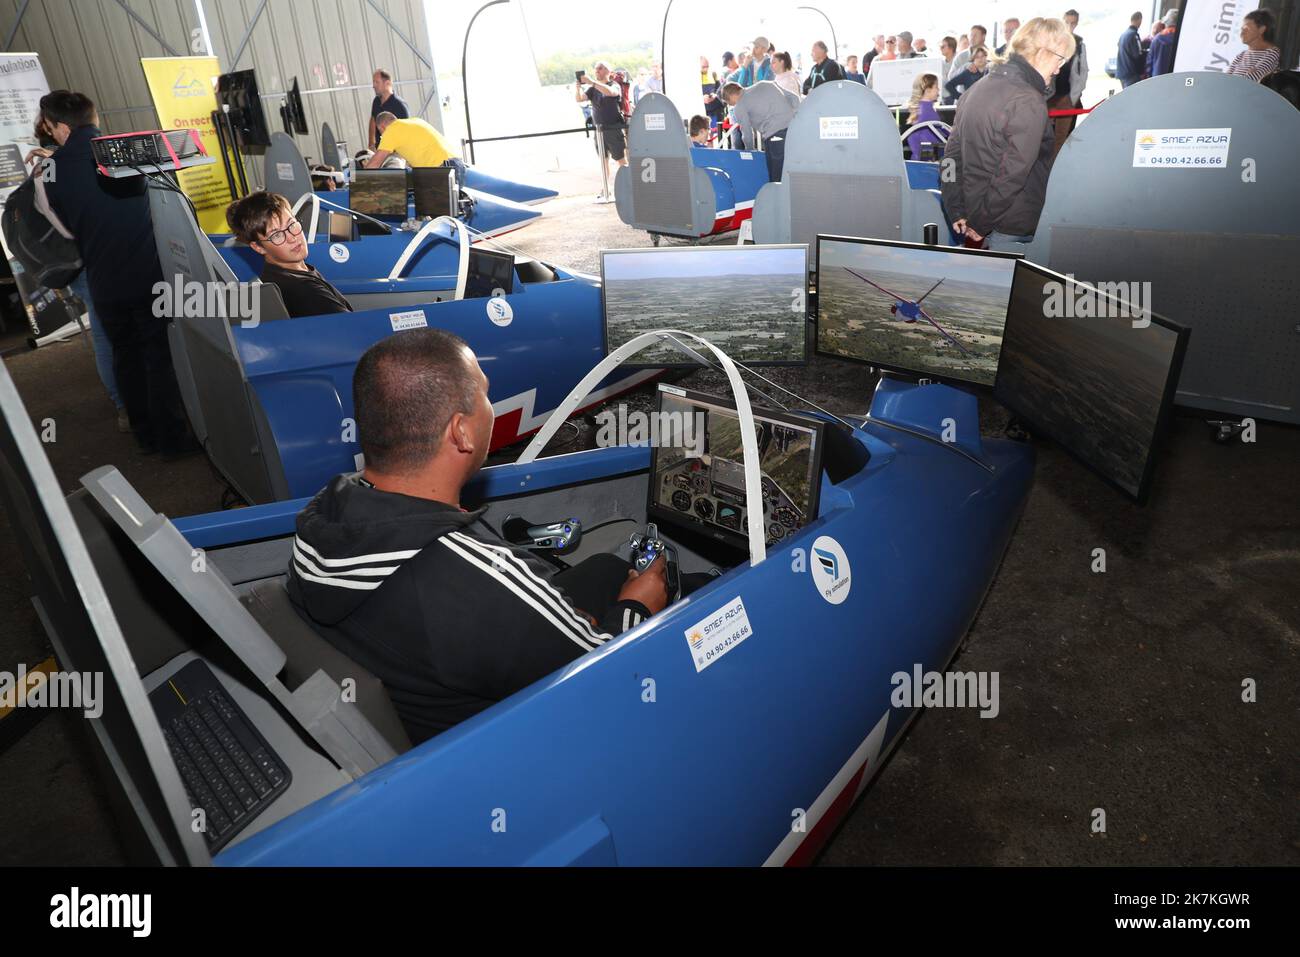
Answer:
[{"left": 816, "top": 236, "right": 1019, "bottom": 386}]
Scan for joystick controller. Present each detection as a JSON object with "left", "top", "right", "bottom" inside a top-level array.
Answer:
[
  {"left": 629, "top": 523, "right": 681, "bottom": 602},
  {"left": 502, "top": 515, "right": 583, "bottom": 554}
]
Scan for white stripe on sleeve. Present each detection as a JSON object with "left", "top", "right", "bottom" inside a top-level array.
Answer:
[{"left": 439, "top": 536, "right": 599, "bottom": 653}]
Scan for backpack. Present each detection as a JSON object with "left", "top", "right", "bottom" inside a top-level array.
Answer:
[
  {"left": 2, "top": 159, "right": 82, "bottom": 290},
  {"left": 612, "top": 70, "right": 632, "bottom": 121}
]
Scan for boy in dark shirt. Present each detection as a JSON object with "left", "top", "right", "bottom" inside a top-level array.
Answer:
[{"left": 225, "top": 192, "right": 354, "bottom": 318}]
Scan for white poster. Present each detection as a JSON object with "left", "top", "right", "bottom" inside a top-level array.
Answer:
[
  {"left": 1173, "top": 0, "right": 1249, "bottom": 73},
  {"left": 867, "top": 57, "right": 945, "bottom": 107},
  {"left": 0, "top": 53, "right": 67, "bottom": 342},
  {"left": 0, "top": 53, "right": 50, "bottom": 202}
]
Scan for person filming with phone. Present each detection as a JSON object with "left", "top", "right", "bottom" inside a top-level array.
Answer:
[{"left": 575, "top": 62, "right": 628, "bottom": 195}]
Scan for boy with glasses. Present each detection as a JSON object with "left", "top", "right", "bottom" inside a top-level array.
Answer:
[{"left": 225, "top": 192, "right": 354, "bottom": 318}]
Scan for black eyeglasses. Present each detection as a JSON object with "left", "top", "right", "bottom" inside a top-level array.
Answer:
[{"left": 262, "top": 219, "right": 302, "bottom": 246}]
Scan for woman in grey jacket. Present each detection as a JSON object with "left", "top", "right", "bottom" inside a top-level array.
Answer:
[{"left": 939, "top": 18, "right": 1077, "bottom": 251}]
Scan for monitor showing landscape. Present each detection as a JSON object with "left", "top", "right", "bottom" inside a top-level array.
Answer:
[
  {"left": 816, "top": 237, "right": 1018, "bottom": 386},
  {"left": 994, "top": 261, "right": 1189, "bottom": 501},
  {"left": 602, "top": 245, "right": 809, "bottom": 367},
  {"left": 351, "top": 169, "right": 408, "bottom": 218}
]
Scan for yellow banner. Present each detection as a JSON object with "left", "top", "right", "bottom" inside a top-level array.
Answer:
[{"left": 141, "top": 57, "right": 233, "bottom": 233}]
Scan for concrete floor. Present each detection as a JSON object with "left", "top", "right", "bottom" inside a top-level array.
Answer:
[{"left": 0, "top": 164, "right": 1296, "bottom": 866}]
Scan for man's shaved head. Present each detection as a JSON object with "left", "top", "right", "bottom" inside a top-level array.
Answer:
[{"left": 354, "top": 329, "right": 482, "bottom": 473}]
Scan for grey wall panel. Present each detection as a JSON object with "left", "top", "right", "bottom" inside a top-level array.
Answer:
[
  {"left": 1, "top": 0, "right": 196, "bottom": 133},
  {"left": 2, "top": 0, "right": 442, "bottom": 181}
]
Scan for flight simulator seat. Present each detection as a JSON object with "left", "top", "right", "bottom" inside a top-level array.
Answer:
[
  {"left": 265, "top": 131, "right": 316, "bottom": 204},
  {"left": 752, "top": 79, "right": 952, "bottom": 269},
  {"left": 1023, "top": 71, "right": 1300, "bottom": 425},
  {"left": 615, "top": 91, "right": 767, "bottom": 239},
  {"left": 151, "top": 180, "right": 306, "bottom": 504}
]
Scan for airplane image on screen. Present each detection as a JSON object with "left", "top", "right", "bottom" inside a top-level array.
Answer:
[{"left": 842, "top": 267, "right": 972, "bottom": 358}]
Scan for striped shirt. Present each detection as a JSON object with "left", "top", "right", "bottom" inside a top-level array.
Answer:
[{"left": 1226, "top": 47, "right": 1280, "bottom": 83}]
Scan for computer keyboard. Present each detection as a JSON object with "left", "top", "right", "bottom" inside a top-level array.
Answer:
[{"left": 149, "top": 659, "right": 292, "bottom": 852}]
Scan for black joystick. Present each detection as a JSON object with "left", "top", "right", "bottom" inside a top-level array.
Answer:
[
  {"left": 502, "top": 515, "right": 583, "bottom": 554},
  {"left": 629, "top": 523, "right": 681, "bottom": 602}
]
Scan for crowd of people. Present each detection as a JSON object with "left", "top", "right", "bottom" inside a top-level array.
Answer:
[{"left": 572, "top": 8, "right": 1293, "bottom": 237}]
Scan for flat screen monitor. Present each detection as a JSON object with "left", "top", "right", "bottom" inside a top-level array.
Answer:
[
  {"left": 994, "top": 260, "right": 1190, "bottom": 502},
  {"left": 646, "top": 384, "right": 825, "bottom": 552},
  {"left": 412, "top": 166, "right": 456, "bottom": 219},
  {"left": 601, "top": 245, "right": 809, "bottom": 368},
  {"left": 350, "top": 169, "right": 409, "bottom": 218},
  {"left": 282, "top": 78, "right": 308, "bottom": 136},
  {"left": 328, "top": 210, "right": 356, "bottom": 243},
  {"left": 465, "top": 247, "right": 515, "bottom": 299},
  {"left": 816, "top": 235, "right": 1019, "bottom": 387},
  {"left": 216, "top": 70, "right": 271, "bottom": 149}
]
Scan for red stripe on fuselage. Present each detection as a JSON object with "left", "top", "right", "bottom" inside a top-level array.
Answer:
[{"left": 783, "top": 759, "right": 870, "bottom": 867}]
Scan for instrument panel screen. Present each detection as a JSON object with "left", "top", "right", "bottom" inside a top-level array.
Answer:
[{"left": 647, "top": 386, "right": 825, "bottom": 552}]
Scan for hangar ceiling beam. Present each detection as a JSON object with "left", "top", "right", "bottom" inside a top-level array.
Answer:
[
  {"left": 194, "top": 0, "right": 214, "bottom": 56},
  {"left": 365, "top": 0, "right": 432, "bottom": 71},
  {"left": 366, "top": 0, "right": 441, "bottom": 114},
  {"left": 110, "top": 0, "right": 181, "bottom": 57},
  {"left": 229, "top": 0, "right": 269, "bottom": 70},
  {"left": 3, "top": 0, "right": 32, "bottom": 52}
]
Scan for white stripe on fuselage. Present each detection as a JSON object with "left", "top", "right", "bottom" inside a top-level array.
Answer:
[{"left": 763, "top": 710, "right": 890, "bottom": 866}]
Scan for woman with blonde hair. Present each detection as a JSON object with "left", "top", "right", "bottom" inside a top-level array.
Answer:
[
  {"left": 904, "top": 73, "right": 944, "bottom": 159},
  {"left": 939, "top": 17, "right": 1076, "bottom": 251},
  {"left": 905, "top": 73, "right": 939, "bottom": 125}
]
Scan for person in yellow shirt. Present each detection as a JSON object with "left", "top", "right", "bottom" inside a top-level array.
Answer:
[{"left": 367, "top": 113, "right": 460, "bottom": 173}]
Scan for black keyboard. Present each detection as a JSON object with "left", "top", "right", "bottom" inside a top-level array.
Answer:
[{"left": 149, "top": 659, "right": 292, "bottom": 853}]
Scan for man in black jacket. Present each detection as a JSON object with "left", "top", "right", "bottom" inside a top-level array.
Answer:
[
  {"left": 286, "top": 329, "right": 669, "bottom": 744},
  {"left": 940, "top": 18, "right": 1076, "bottom": 251},
  {"left": 803, "top": 41, "right": 844, "bottom": 94},
  {"left": 41, "top": 90, "right": 194, "bottom": 457},
  {"left": 1115, "top": 12, "right": 1145, "bottom": 88}
]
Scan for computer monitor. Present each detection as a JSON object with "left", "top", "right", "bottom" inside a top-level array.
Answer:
[
  {"left": 994, "top": 260, "right": 1190, "bottom": 502},
  {"left": 816, "top": 236, "right": 1019, "bottom": 387},
  {"left": 412, "top": 167, "right": 456, "bottom": 219},
  {"left": 328, "top": 210, "right": 356, "bottom": 243},
  {"left": 465, "top": 247, "right": 515, "bottom": 299},
  {"left": 602, "top": 245, "right": 809, "bottom": 368},
  {"left": 646, "top": 385, "right": 825, "bottom": 552},
  {"left": 216, "top": 70, "right": 272, "bottom": 149},
  {"left": 281, "top": 78, "right": 308, "bottom": 136},
  {"left": 351, "top": 168, "right": 409, "bottom": 218}
]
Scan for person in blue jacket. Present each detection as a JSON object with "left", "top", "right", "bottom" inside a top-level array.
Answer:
[
  {"left": 1147, "top": 9, "right": 1178, "bottom": 77},
  {"left": 1116, "top": 12, "right": 1145, "bottom": 87},
  {"left": 945, "top": 45, "right": 989, "bottom": 101}
]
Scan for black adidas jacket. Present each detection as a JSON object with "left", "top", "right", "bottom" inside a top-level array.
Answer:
[{"left": 285, "top": 475, "right": 650, "bottom": 744}]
